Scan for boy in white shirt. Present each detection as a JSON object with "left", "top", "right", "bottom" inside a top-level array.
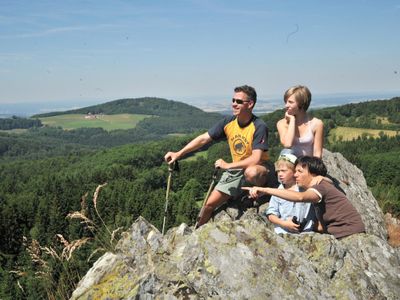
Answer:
[{"left": 265, "top": 152, "right": 315, "bottom": 234}]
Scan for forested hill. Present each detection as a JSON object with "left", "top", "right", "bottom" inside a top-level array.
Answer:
[
  {"left": 259, "top": 96, "right": 400, "bottom": 135},
  {"left": 312, "top": 97, "right": 400, "bottom": 131},
  {"left": 1, "top": 98, "right": 222, "bottom": 160},
  {"left": 32, "top": 97, "right": 211, "bottom": 118}
]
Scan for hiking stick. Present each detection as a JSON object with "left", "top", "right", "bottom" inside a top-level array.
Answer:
[
  {"left": 162, "top": 161, "right": 179, "bottom": 235},
  {"left": 194, "top": 167, "right": 219, "bottom": 229}
]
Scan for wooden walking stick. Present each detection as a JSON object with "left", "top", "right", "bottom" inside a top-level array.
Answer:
[
  {"left": 162, "top": 160, "right": 179, "bottom": 235},
  {"left": 194, "top": 167, "right": 219, "bottom": 229}
]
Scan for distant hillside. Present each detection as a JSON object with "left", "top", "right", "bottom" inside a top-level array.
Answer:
[
  {"left": 259, "top": 96, "right": 400, "bottom": 140},
  {"left": 311, "top": 97, "right": 400, "bottom": 131},
  {"left": 32, "top": 97, "right": 207, "bottom": 118},
  {"left": 2, "top": 96, "right": 398, "bottom": 161},
  {"left": 2, "top": 98, "right": 221, "bottom": 160}
]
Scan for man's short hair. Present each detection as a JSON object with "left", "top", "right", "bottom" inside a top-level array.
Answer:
[
  {"left": 295, "top": 156, "right": 327, "bottom": 176},
  {"left": 284, "top": 85, "right": 312, "bottom": 111},
  {"left": 234, "top": 85, "right": 257, "bottom": 104}
]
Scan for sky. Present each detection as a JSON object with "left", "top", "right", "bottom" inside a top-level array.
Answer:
[{"left": 1, "top": 0, "right": 399, "bottom": 109}]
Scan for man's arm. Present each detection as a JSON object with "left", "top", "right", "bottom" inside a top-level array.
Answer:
[{"left": 164, "top": 132, "right": 212, "bottom": 164}]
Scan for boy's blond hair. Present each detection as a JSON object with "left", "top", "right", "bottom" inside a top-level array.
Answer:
[
  {"left": 275, "top": 152, "right": 297, "bottom": 170},
  {"left": 274, "top": 159, "right": 295, "bottom": 171}
]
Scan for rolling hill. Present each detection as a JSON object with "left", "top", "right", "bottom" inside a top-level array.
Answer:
[
  {"left": 1, "top": 97, "right": 222, "bottom": 160},
  {"left": 32, "top": 97, "right": 211, "bottom": 118}
]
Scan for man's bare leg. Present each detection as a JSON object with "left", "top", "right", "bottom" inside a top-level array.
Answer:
[{"left": 196, "top": 189, "right": 231, "bottom": 227}]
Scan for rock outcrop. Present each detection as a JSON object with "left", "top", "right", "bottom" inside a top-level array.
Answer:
[{"left": 71, "top": 150, "right": 400, "bottom": 299}]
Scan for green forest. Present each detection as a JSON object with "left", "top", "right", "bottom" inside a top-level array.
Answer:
[
  {"left": 0, "top": 116, "right": 42, "bottom": 130},
  {"left": 0, "top": 96, "right": 399, "bottom": 299}
]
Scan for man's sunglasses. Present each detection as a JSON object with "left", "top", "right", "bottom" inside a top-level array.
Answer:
[{"left": 232, "top": 98, "right": 251, "bottom": 105}]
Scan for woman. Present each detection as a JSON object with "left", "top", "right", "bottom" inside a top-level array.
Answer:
[{"left": 277, "top": 85, "right": 324, "bottom": 158}]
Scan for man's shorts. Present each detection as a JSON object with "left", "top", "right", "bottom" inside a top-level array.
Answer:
[
  {"left": 214, "top": 161, "right": 279, "bottom": 199},
  {"left": 215, "top": 168, "right": 246, "bottom": 198}
]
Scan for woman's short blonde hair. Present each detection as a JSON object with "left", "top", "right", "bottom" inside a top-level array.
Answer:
[{"left": 284, "top": 85, "right": 312, "bottom": 111}]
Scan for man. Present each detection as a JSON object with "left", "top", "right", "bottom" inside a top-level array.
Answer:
[
  {"left": 244, "top": 156, "right": 365, "bottom": 239},
  {"left": 164, "top": 85, "right": 274, "bottom": 227}
]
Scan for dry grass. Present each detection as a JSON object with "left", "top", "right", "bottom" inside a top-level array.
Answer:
[
  {"left": 21, "top": 234, "right": 92, "bottom": 299},
  {"left": 66, "top": 182, "right": 122, "bottom": 252},
  {"left": 16, "top": 183, "right": 123, "bottom": 299},
  {"left": 328, "top": 126, "right": 398, "bottom": 142},
  {"left": 385, "top": 213, "right": 400, "bottom": 247}
]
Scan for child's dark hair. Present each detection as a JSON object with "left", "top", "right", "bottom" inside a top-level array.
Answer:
[{"left": 295, "top": 156, "right": 327, "bottom": 176}]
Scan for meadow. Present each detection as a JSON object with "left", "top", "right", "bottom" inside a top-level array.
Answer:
[
  {"left": 328, "top": 126, "right": 399, "bottom": 142},
  {"left": 0, "top": 128, "right": 28, "bottom": 134},
  {"left": 39, "top": 113, "right": 152, "bottom": 131}
]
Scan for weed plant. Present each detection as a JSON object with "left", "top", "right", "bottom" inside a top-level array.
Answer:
[{"left": 14, "top": 183, "right": 122, "bottom": 299}]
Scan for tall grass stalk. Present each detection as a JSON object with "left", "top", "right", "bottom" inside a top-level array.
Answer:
[{"left": 16, "top": 183, "right": 123, "bottom": 299}]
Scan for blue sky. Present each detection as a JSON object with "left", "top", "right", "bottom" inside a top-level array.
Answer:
[{"left": 1, "top": 0, "right": 399, "bottom": 107}]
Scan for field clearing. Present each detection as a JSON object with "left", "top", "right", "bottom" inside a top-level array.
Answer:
[
  {"left": 0, "top": 128, "right": 28, "bottom": 134},
  {"left": 375, "top": 117, "right": 391, "bottom": 124},
  {"left": 39, "top": 114, "right": 152, "bottom": 131},
  {"left": 329, "top": 126, "right": 399, "bottom": 142},
  {"left": 185, "top": 150, "right": 208, "bottom": 161}
]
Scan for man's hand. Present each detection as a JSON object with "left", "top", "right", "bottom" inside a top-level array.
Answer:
[
  {"left": 214, "top": 159, "right": 229, "bottom": 170},
  {"left": 164, "top": 151, "right": 180, "bottom": 164}
]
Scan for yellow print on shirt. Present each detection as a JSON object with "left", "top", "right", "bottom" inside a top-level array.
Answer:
[
  {"left": 225, "top": 122, "right": 255, "bottom": 162},
  {"left": 231, "top": 135, "right": 249, "bottom": 156}
]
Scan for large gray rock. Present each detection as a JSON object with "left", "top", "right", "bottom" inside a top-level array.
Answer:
[
  {"left": 71, "top": 150, "right": 399, "bottom": 299},
  {"left": 71, "top": 217, "right": 400, "bottom": 299}
]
